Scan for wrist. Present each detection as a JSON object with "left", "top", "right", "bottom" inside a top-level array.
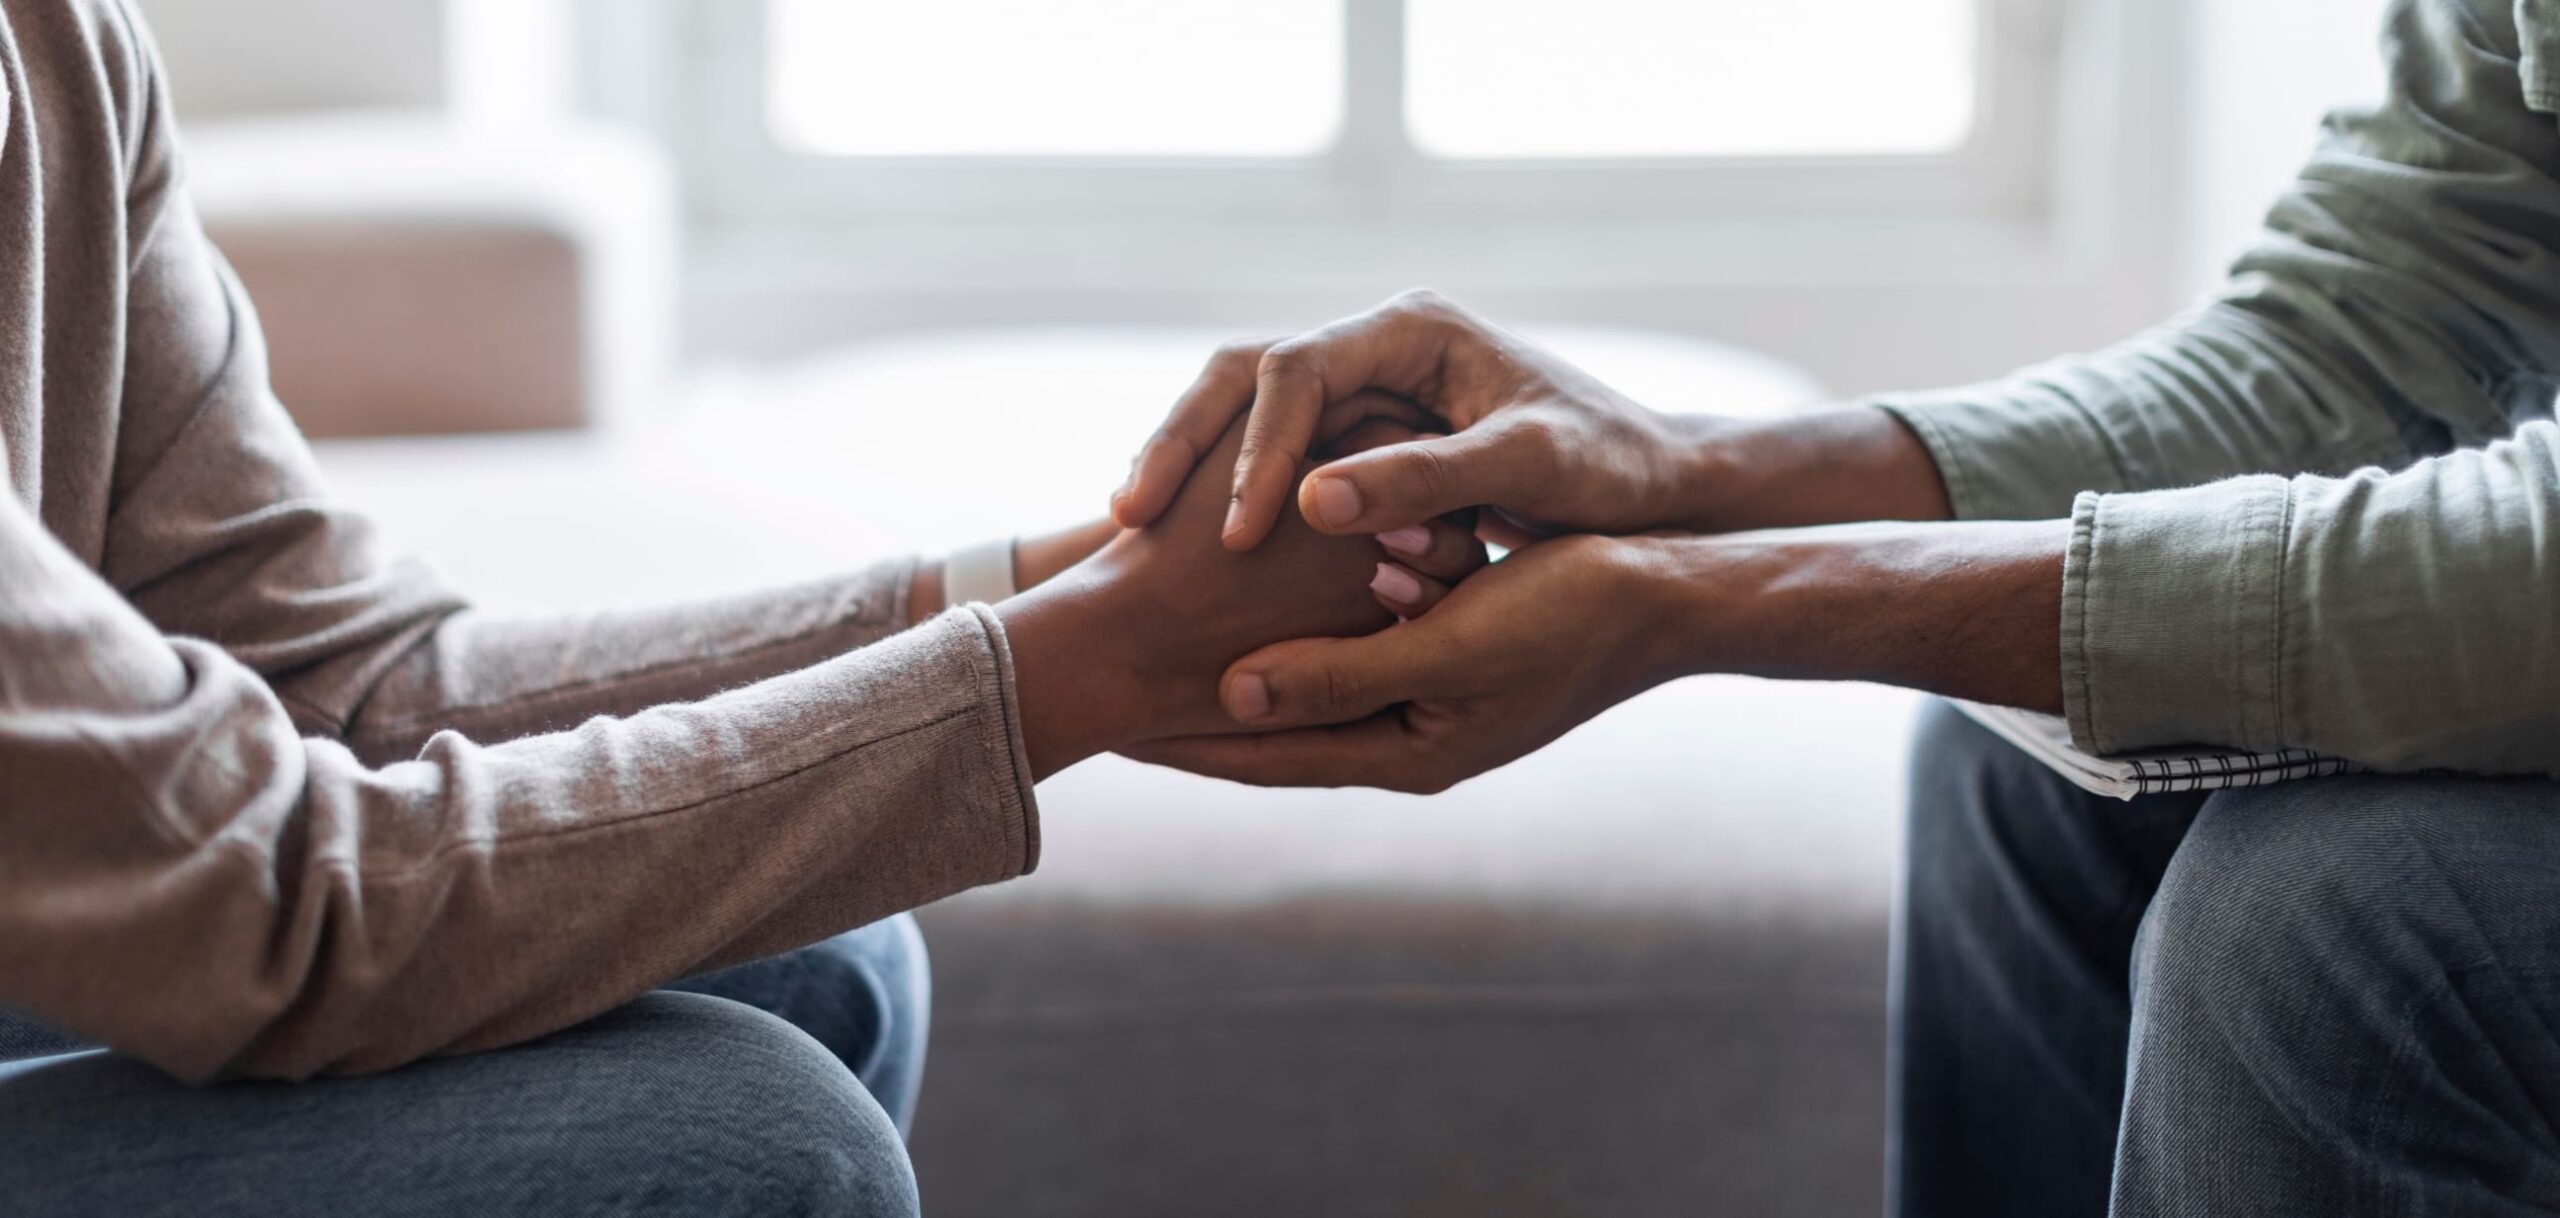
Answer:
[
  {"left": 1639, "top": 520, "right": 2066, "bottom": 709},
  {"left": 1658, "top": 407, "right": 1954, "bottom": 533},
  {"left": 990, "top": 559, "right": 1158, "bottom": 779}
]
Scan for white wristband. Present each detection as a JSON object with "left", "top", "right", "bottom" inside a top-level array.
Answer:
[{"left": 942, "top": 538, "right": 1018, "bottom": 607}]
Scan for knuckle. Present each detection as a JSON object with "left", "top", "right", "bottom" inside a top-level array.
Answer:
[
  {"left": 1211, "top": 339, "right": 1268, "bottom": 375},
  {"left": 1389, "top": 287, "right": 1452, "bottom": 318},
  {"left": 1403, "top": 444, "right": 1460, "bottom": 504},
  {"left": 1258, "top": 344, "right": 1317, "bottom": 386}
]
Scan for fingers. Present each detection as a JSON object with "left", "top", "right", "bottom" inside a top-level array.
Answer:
[
  {"left": 1373, "top": 516, "right": 1484, "bottom": 583},
  {"left": 1219, "top": 625, "right": 1454, "bottom": 730},
  {"left": 1367, "top": 562, "right": 1452, "bottom": 617},
  {"left": 1316, "top": 392, "right": 1437, "bottom": 455},
  {"left": 1298, "top": 422, "right": 1540, "bottom": 535},
  {"left": 1223, "top": 295, "right": 1464, "bottom": 551},
  {"left": 1113, "top": 339, "right": 1274, "bottom": 529},
  {"left": 1121, "top": 716, "right": 1450, "bottom": 793}
]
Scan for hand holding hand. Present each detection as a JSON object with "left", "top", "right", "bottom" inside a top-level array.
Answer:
[
  {"left": 1124, "top": 532, "right": 1678, "bottom": 793},
  {"left": 995, "top": 415, "right": 1486, "bottom": 777},
  {"left": 1112, "top": 291, "right": 1710, "bottom": 549}
]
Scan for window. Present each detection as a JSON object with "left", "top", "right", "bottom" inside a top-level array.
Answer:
[
  {"left": 1402, "top": 0, "right": 1977, "bottom": 159},
  {"left": 687, "top": 0, "right": 2053, "bottom": 221},
  {"left": 766, "top": 0, "right": 1344, "bottom": 157},
  {"left": 761, "top": 0, "right": 1984, "bottom": 164}
]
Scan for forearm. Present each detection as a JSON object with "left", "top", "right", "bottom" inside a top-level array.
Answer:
[
  {"left": 1661, "top": 407, "right": 1954, "bottom": 532},
  {"left": 1631, "top": 519, "right": 2067, "bottom": 713},
  {"left": 342, "top": 559, "right": 919, "bottom": 764},
  {"left": 3, "top": 492, "right": 1037, "bottom": 1080}
]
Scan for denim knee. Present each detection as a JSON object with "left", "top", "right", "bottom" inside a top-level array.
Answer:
[
  {"left": 2127, "top": 774, "right": 2501, "bottom": 1061},
  {"left": 591, "top": 993, "right": 920, "bottom": 1218},
  {"left": 2138, "top": 779, "right": 2399, "bottom": 989}
]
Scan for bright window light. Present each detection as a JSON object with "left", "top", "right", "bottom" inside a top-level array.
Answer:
[
  {"left": 1405, "top": 0, "right": 1979, "bottom": 159},
  {"left": 767, "top": 0, "right": 1344, "bottom": 157}
]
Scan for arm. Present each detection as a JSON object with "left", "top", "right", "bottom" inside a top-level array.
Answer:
[
  {"left": 0, "top": 3, "right": 1385, "bottom": 1080},
  {"left": 1155, "top": 415, "right": 2560, "bottom": 790},
  {"left": 2, "top": 483, "right": 1042, "bottom": 1080},
  {"left": 1866, "top": 0, "right": 2560, "bottom": 522},
  {"left": 7, "top": 404, "right": 1386, "bottom": 1087},
  {"left": 341, "top": 517, "right": 1112, "bottom": 767}
]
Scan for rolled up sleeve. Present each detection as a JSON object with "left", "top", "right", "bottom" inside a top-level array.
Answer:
[{"left": 2060, "top": 422, "right": 2560, "bottom": 773}]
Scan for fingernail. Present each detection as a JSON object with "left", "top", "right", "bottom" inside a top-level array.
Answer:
[
  {"left": 1309, "top": 477, "right": 1363, "bottom": 529},
  {"left": 1227, "top": 672, "right": 1272, "bottom": 721},
  {"left": 1370, "top": 563, "right": 1423, "bottom": 605},
  {"left": 1375, "top": 526, "right": 1430, "bottom": 557},
  {"left": 1222, "top": 496, "right": 1247, "bottom": 539}
]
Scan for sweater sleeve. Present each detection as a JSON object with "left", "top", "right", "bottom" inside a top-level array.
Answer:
[
  {"left": 1874, "top": 0, "right": 2560, "bottom": 768},
  {"left": 0, "top": 486, "right": 1038, "bottom": 1081}
]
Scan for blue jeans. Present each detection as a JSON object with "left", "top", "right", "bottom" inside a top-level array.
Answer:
[
  {"left": 0, "top": 915, "right": 930, "bottom": 1217},
  {"left": 1891, "top": 701, "right": 2560, "bottom": 1216}
]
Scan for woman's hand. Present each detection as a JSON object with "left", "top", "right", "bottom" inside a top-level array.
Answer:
[
  {"left": 1108, "top": 290, "right": 1953, "bottom": 552},
  {"left": 994, "top": 416, "right": 1485, "bottom": 778}
]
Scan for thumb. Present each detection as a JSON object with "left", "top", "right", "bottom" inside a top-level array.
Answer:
[
  {"left": 1220, "top": 625, "right": 1453, "bottom": 729},
  {"left": 1296, "top": 421, "right": 1542, "bottom": 535}
]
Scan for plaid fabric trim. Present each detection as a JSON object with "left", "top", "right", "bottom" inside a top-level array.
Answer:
[{"left": 2121, "top": 750, "right": 2365, "bottom": 795}]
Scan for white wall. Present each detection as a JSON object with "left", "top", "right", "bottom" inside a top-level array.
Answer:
[
  {"left": 138, "top": 0, "right": 444, "bottom": 116},
  {"left": 2177, "top": 0, "right": 2394, "bottom": 299},
  {"left": 138, "top": 0, "right": 571, "bottom": 125}
]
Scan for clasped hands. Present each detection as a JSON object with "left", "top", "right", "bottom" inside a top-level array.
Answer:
[{"left": 992, "top": 290, "right": 2067, "bottom": 790}]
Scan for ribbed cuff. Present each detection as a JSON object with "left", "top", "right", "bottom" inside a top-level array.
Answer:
[{"left": 2061, "top": 477, "right": 2293, "bottom": 756}]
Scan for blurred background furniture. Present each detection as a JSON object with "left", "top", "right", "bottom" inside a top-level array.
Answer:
[{"left": 187, "top": 114, "right": 675, "bottom": 437}]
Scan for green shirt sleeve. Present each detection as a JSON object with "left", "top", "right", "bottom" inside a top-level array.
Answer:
[{"left": 1876, "top": 0, "right": 2560, "bottom": 771}]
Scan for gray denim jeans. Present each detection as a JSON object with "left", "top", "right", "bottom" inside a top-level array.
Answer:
[
  {"left": 1892, "top": 700, "right": 2560, "bottom": 1216},
  {"left": 0, "top": 915, "right": 929, "bottom": 1218}
]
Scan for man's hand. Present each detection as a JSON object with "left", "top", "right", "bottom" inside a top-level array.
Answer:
[
  {"left": 1125, "top": 533, "right": 1669, "bottom": 792},
  {"left": 1110, "top": 290, "right": 1954, "bottom": 552},
  {"left": 1126, "top": 521, "right": 2070, "bottom": 793}
]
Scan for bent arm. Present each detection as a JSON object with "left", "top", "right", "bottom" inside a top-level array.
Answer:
[
  {"left": 1869, "top": 0, "right": 2560, "bottom": 519},
  {"left": 0, "top": 491, "right": 1036, "bottom": 1082}
]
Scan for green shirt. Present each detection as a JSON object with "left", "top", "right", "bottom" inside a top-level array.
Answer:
[{"left": 1877, "top": 0, "right": 2560, "bottom": 774}]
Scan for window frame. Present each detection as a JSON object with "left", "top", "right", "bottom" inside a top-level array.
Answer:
[{"left": 668, "top": 0, "right": 2067, "bottom": 227}]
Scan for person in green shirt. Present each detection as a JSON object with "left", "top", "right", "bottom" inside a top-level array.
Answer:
[{"left": 1118, "top": 1, "right": 2560, "bottom": 1211}]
